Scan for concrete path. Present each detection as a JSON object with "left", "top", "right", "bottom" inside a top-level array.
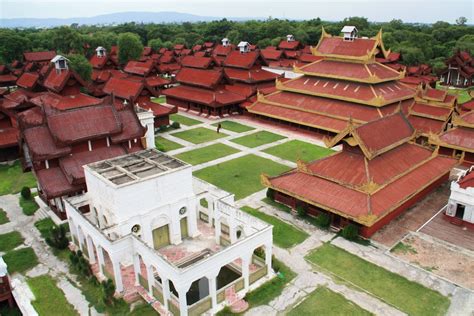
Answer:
[{"left": 0, "top": 194, "right": 101, "bottom": 316}]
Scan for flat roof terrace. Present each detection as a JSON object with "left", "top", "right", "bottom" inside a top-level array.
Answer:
[{"left": 87, "top": 148, "right": 188, "bottom": 186}]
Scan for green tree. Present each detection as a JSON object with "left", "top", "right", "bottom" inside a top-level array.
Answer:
[
  {"left": 117, "top": 32, "right": 143, "bottom": 64},
  {"left": 52, "top": 26, "right": 83, "bottom": 54},
  {"left": 148, "top": 38, "right": 163, "bottom": 51},
  {"left": 401, "top": 47, "right": 425, "bottom": 65},
  {"left": 454, "top": 34, "right": 474, "bottom": 54},
  {"left": 456, "top": 16, "right": 467, "bottom": 26},
  {"left": 67, "top": 54, "right": 92, "bottom": 82},
  {"left": 0, "top": 31, "right": 30, "bottom": 63}
]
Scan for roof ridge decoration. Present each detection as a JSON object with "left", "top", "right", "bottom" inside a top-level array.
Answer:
[
  {"left": 452, "top": 111, "right": 474, "bottom": 128},
  {"left": 296, "top": 159, "right": 311, "bottom": 173},
  {"left": 260, "top": 173, "right": 271, "bottom": 187}
]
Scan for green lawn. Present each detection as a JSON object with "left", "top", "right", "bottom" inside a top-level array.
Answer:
[
  {"left": 0, "top": 231, "right": 24, "bottom": 252},
  {"left": 230, "top": 131, "right": 286, "bottom": 148},
  {"left": 151, "top": 96, "right": 167, "bottom": 104},
  {"left": 211, "top": 121, "right": 255, "bottom": 133},
  {"left": 170, "top": 113, "right": 202, "bottom": 126},
  {"left": 0, "top": 208, "right": 9, "bottom": 224},
  {"left": 306, "top": 244, "right": 450, "bottom": 316},
  {"left": 34, "top": 218, "right": 56, "bottom": 239},
  {"left": 20, "top": 195, "right": 39, "bottom": 216},
  {"left": 241, "top": 206, "right": 308, "bottom": 248},
  {"left": 263, "top": 139, "right": 335, "bottom": 162},
  {"left": 436, "top": 82, "right": 473, "bottom": 104},
  {"left": 194, "top": 155, "right": 290, "bottom": 200},
  {"left": 28, "top": 275, "right": 77, "bottom": 316},
  {"left": 3, "top": 247, "right": 38, "bottom": 274},
  {"left": 261, "top": 197, "right": 291, "bottom": 213},
  {"left": 288, "top": 287, "right": 372, "bottom": 316},
  {"left": 171, "top": 127, "right": 228, "bottom": 144},
  {"left": 245, "top": 258, "right": 296, "bottom": 307},
  {"left": 155, "top": 136, "right": 183, "bottom": 152},
  {"left": 0, "top": 161, "right": 36, "bottom": 196},
  {"left": 175, "top": 143, "right": 239, "bottom": 165}
]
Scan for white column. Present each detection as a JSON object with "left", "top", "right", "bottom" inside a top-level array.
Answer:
[
  {"left": 111, "top": 258, "right": 124, "bottom": 292},
  {"left": 162, "top": 278, "right": 171, "bottom": 311},
  {"left": 177, "top": 285, "right": 189, "bottom": 316},
  {"left": 242, "top": 253, "right": 252, "bottom": 290},
  {"left": 146, "top": 264, "right": 154, "bottom": 295},
  {"left": 77, "top": 228, "right": 85, "bottom": 252},
  {"left": 85, "top": 237, "right": 96, "bottom": 264},
  {"left": 97, "top": 246, "right": 105, "bottom": 276},
  {"left": 133, "top": 255, "right": 140, "bottom": 286},
  {"left": 229, "top": 217, "right": 237, "bottom": 244},
  {"left": 208, "top": 276, "right": 218, "bottom": 312},
  {"left": 214, "top": 217, "right": 221, "bottom": 244},
  {"left": 265, "top": 243, "right": 273, "bottom": 277}
]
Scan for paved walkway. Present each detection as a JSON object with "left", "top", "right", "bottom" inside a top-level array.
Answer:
[{"left": 0, "top": 194, "right": 101, "bottom": 316}]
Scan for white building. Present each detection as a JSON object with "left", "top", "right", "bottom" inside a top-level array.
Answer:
[
  {"left": 65, "top": 149, "right": 273, "bottom": 315},
  {"left": 446, "top": 166, "right": 474, "bottom": 228}
]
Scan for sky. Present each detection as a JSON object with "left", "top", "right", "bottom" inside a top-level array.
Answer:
[{"left": 1, "top": 0, "right": 473, "bottom": 23}]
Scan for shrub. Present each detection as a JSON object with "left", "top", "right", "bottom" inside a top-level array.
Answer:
[
  {"left": 341, "top": 223, "right": 359, "bottom": 241},
  {"left": 266, "top": 188, "right": 275, "bottom": 201},
  {"left": 296, "top": 205, "right": 306, "bottom": 217},
  {"left": 171, "top": 121, "right": 180, "bottom": 129},
  {"left": 69, "top": 250, "right": 91, "bottom": 278},
  {"left": 101, "top": 279, "right": 116, "bottom": 306},
  {"left": 21, "top": 186, "right": 31, "bottom": 200},
  {"left": 46, "top": 225, "right": 69, "bottom": 250},
  {"left": 315, "top": 213, "right": 331, "bottom": 228},
  {"left": 253, "top": 247, "right": 265, "bottom": 260}
]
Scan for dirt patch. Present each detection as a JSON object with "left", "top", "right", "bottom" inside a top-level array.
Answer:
[
  {"left": 391, "top": 234, "right": 474, "bottom": 290},
  {"left": 371, "top": 183, "right": 450, "bottom": 247}
]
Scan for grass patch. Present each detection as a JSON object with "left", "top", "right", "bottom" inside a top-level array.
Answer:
[
  {"left": 212, "top": 121, "right": 255, "bottom": 133},
  {"left": 241, "top": 206, "right": 308, "bottom": 248},
  {"left": 288, "top": 287, "right": 372, "bottom": 316},
  {"left": 436, "top": 82, "right": 472, "bottom": 104},
  {"left": 390, "top": 241, "right": 417, "bottom": 255},
  {"left": 261, "top": 197, "right": 291, "bottom": 213},
  {"left": 28, "top": 275, "right": 77, "bottom": 316},
  {"left": 151, "top": 96, "right": 167, "bottom": 104},
  {"left": 0, "top": 208, "right": 9, "bottom": 224},
  {"left": 0, "top": 231, "right": 24, "bottom": 252},
  {"left": 172, "top": 127, "right": 228, "bottom": 144},
  {"left": 0, "top": 161, "right": 36, "bottom": 196},
  {"left": 306, "top": 243, "right": 450, "bottom": 316},
  {"left": 155, "top": 136, "right": 183, "bottom": 152},
  {"left": 20, "top": 194, "right": 39, "bottom": 216},
  {"left": 34, "top": 218, "right": 57, "bottom": 239},
  {"left": 230, "top": 131, "right": 285, "bottom": 148},
  {"left": 175, "top": 143, "right": 239, "bottom": 165},
  {"left": 264, "top": 139, "right": 335, "bottom": 162},
  {"left": 170, "top": 113, "right": 202, "bottom": 126},
  {"left": 194, "top": 155, "right": 290, "bottom": 200},
  {"left": 3, "top": 247, "right": 38, "bottom": 274},
  {"left": 245, "top": 258, "right": 296, "bottom": 307}
]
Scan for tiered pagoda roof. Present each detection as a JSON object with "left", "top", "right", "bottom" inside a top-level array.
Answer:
[
  {"left": 264, "top": 113, "right": 457, "bottom": 232},
  {"left": 248, "top": 27, "right": 417, "bottom": 135}
]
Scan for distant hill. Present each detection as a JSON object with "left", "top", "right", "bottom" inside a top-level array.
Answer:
[{"left": 0, "top": 11, "right": 263, "bottom": 28}]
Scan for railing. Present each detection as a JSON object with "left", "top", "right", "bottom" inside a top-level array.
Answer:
[
  {"left": 250, "top": 266, "right": 267, "bottom": 285},
  {"left": 188, "top": 296, "right": 212, "bottom": 316}
]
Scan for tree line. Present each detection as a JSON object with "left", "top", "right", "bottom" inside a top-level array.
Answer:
[{"left": 1, "top": 16, "right": 473, "bottom": 73}]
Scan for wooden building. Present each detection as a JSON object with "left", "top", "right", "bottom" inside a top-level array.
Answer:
[
  {"left": 440, "top": 51, "right": 474, "bottom": 88},
  {"left": 263, "top": 113, "right": 457, "bottom": 237}
]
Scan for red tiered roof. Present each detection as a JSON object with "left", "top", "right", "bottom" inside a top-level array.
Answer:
[
  {"left": 267, "top": 113, "right": 457, "bottom": 231},
  {"left": 164, "top": 85, "right": 245, "bottom": 107},
  {"left": 23, "top": 126, "right": 71, "bottom": 160},
  {"left": 224, "top": 51, "right": 260, "bottom": 69},
  {"left": 102, "top": 77, "right": 143, "bottom": 101},
  {"left": 316, "top": 37, "right": 377, "bottom": 58},
  {"left": 181, "top": 56, "right": 214, "bottom": 69},
  {"left": 31, "top": 93, "right": 102, "bottom": 111},
  {"left": 89, "top": 55, "right": 108, "bottom": 69},
  {"left": 43, "top": 69, "right": 86, "bottom": 94},
  {"left": 278, "top": 40, "right": 300, "bottom": 50},
  {"left": 260, "top": 49, "right": 283, "bottom": 61},
  {"left": 123, "top": 60, "right": 155, "bottom": 76},
  {"left": 439, "top": 128, "right": 474, "bottom": 151},
  {"left": 35, "top": 167, "right": 83, "bottom": 199}
]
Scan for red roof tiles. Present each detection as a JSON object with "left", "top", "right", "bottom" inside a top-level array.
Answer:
[
  {"left": 224, "top": 51, "right": 260, "bottom": 69},
  {"left": 102, "top": 77, "right": 143, "bottom": 101},
  {"left": 23, "top": 126, "right": 71, "bottom": 160},
  {"left": 176, "top": 68, "right": 223, "bottom": 89},
  {"left": 23, "top": 51, "right": 56, "bottom": 62},
  {"left": 316, "top": 37, "right": 377, "bottom": 58}
]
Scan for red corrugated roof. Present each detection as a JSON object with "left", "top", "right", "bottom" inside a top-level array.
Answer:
[
  {"left": 260, "top": 49, "right": 282, "bottom": 61},
  {"left": 110, "top": 108, "right": 144, "bottom": 144},
  {"left": 0, "top": 74, "right": 17, "bottom": 83},
  {"left": 224, "top": 51, "right": 259, "bottom": 69},
  {"left": 0, "top": 127, "right": 18, "bottom": 148},
  {"left": 354, "top": 113, "right": 414, "bottom": 158},
  {"left": 16, "top": 72, "right": 40, "bottom": 89},
  {"left": 60, "top": 145, "right": 126, "bottom": 185},
  {"left": 439, "top": 127, "right": 474, "bottom": 151},
  {"left": 17, "top": 106, "right": 44, "bottom": 127},
  {"left": 89, "top": 55, "right": 108, "bottom": 69},
  {"left": 181, "top": 56, "right": 213, "bottom": 69},
  {"left": 176, "top": 68, "right": 223, "bottom": 89},
  {"left": 213, "top": 44, "right": 234, "bottom": 56},
  {"left": 458, "top": 171, "right": 474, "bottom": 189},
  {"left": 316, "top": 37, "right": 377, "bottom": 58},
  {"left": 36, "top": 167, "right": 83, "bottom": 199},
  {"left": 278, "top": 40, "right": 300, "bottom": 50},
  {"left": 43, "top": 69, "right": 85, "bottom": 93},
  {"left": 407, "top": 116, "right": 445, "bottom": 135},
  {"left": 102, "top": 77, "right": 143, "bottom": 101},
  {"left": 24, "top": 126, "right": 71, "bottom": 161},
  {"left": 124, "top": 60, "right": 155, "bottom": 76},
  {"left": 31, "top": 93, "right": 102, "bottom": 111},
  {"left": 139, "top": 100, "right": 176, "bottom": 117},
  {"left": 145, "top": 76, "right": 170, "bottom": 87},
  {"left": 224, "top": 68, "right": 279, "bottom": 83},
  {"left": 23, "top": 51, "right": 56, "bottom": 62},
  {"left": 46, "top": 105, "right": 121, "bottom": 145},
  {"left": 164, "top": 85, "right": 245, "bottom": 107}
]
